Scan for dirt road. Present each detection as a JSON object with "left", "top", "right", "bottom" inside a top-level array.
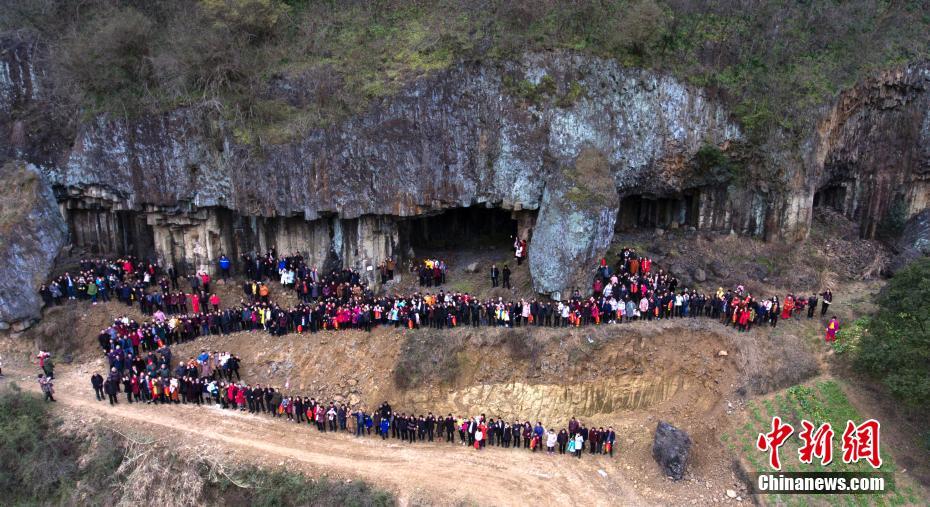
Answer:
[{"left": 7, "top": 367, "right": 650, "bottom": 506}]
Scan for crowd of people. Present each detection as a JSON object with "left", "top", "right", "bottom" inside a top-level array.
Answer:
[
  {"left": 86, "top": 358, "right": 616, "bottom": 458},
  {"left": 585, "top": 249, "right": 837, "bottom": 335},
  {"left": 26, "top": 244, "right": 843, "bottom": 465},
  {"left": 42, "top": 245, "right": 839, "bottom": 350},
  {"left": 92, "top": 347, "right": 242, "bottom": 406},
  {"left": 414, "top": 258, "right": 448, "bottom": 287},
  {"left": 39, "top": 258, "right": 222, "bottom": 318}
]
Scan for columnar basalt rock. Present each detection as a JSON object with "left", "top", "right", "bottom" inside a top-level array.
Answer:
[
  {"left": 2, "top": 29, "right": 929, "bottom": 326},
  {"left": 15, "top": 51, "right": 743, "bottom": 299},
  {"left": 807, "top": 65, "right": 930, "bottom": 239}
]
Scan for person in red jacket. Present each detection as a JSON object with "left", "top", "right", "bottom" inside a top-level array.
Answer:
[
  {"left": 235, "top": 385, "right": 246, "bottom": 410},
  {"left": 209, "top": 293, "right": 220, "bottom": 311},
  {"left": 226, "top": 383, "right": 237, "bottom": 408}
]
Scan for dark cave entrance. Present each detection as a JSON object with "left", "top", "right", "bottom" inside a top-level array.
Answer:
[
  {"left": 66, "top": 207, "right": 155, "bottom": 259},
  {"left": 400, "top": 206, "right": 519, "bottom": 252},
  {"left": 616, "top": 192, "right": 699, "bottom": 231},
  {"left": 115, "top": 210, "right": 156, "bottom": 258},
  {"left": 813, "top": 184, "right": 847, "bottom": 213}
]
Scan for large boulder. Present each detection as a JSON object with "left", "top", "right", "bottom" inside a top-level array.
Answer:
[
  {"left": 529, "top": 147, "right": 619, "bottom": 296},
  {"left": 652, "top": 421, "right": 692, "bottom": 481},
  {"left": 0, "top": 162, "right": 67, "bottom": 328}
]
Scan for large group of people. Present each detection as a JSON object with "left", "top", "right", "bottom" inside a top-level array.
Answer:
[
  {"left": 584, "top": 249, "right": 837, "bottom": 334},
  {"left": 92, "top": 347, "right": 242, "bottom": 406},
  {"left": 86, "top": 357, "right": 617, "bottom": 458},
  {"left": 11, "top": 237, "right": 849, "bottom": 478},
  {"left": 36, "top": 245, "right": 840, "bottom": 449},
  {"left": 42, "top": 245, "right": 838, "bottom": 350}
]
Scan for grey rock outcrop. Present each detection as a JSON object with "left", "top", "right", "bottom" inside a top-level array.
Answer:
[
  {"left": 890, "top": 208, "right": 930, "bottom": 272},
  {"left": 0, "top": 162, "right": 67, "bottom": 327},
  {"left": 652, "top": 421, "right": 692, "bottom": 481},
  {"left": 530, "top": 147, "right": 619, "bottom": 295},
  {"left": 805, "top": 65, "right": 930, "bottom": 239},
  {"left": 52, "top": 53, "right": 739, "bottom": 220},
  {"left": 5, "top": 47, "right": 744, "bottom": 298}
]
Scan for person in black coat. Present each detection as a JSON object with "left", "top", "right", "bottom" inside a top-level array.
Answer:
[
  {"left": 511, "top": 422, "right": 522, "bottom": 449},
  {"left": 122, "top": 376, "right": 133, "bottom": 403},
  {"left": 91, "top": 372, "right": 104, "bottom": 401},
  {"left": 557, "top": 429, "right": 569, "bottom": 454},
  {"left": 103, "top": 377, "right": 119, "bottom": 405}
]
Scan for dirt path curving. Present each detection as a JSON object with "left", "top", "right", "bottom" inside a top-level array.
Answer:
[{"left": 5, "top": 367, "right": 649, "bottom": 506}]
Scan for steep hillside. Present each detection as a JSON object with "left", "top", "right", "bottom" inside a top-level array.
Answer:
[{"left": 0, "top": 1, "right": 928, "bottom": 328}]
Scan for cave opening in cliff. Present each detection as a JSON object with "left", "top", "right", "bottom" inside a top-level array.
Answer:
[
  {"left": 616, "top": 192, "right": 699, "bottom": 231},
  {"left": 813, "top": 184, "right": 847, "bottom": 214},
  {"left": 401, "top": 206, "right": 519, "bottom": 252},
  {"left": 66, "top": 207, "right": 155, "bottom": 258}
]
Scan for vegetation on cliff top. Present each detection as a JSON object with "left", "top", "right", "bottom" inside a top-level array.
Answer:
[{"left": 3, "top": 0, "right": 928, "bottom": 145}]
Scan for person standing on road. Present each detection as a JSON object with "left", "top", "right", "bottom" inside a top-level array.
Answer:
[
  {"left": 502, "top": 265, "right": 511, "bottom": 289},
  {"left": 546, "top": 429, "right": 557, "bottom": 455},
  {"left": 605, "top": 427, "right": 616, "bottom": 457},
  {"left": 574, "top": 432, "right": 584, "bottom": 458},
  {"left": 104, "top": 375, "right": 119, "bottom": 405},
  {"left": 38, "top": 374, "right": 55, "bottom": 402},
  {"left": 490, "top": 264, "right": 499, "bottom": 288},
  {"left": 91, "top": 372, "right": 104, "bottom": 401},
  {"left": 557, "top": 429, "right": 568, "bottom": 454}
]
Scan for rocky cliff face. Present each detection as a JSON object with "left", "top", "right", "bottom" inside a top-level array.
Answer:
[
  {"left": 56, "top": 53, "right": 740, "bottom": 218},
  {"left": 891, "top": 208, "right": 930, "bottom": 272},
  {"left": 0, "top": 162, "right": 67, "bottom": 329},
  {"left": 807, "top": 64, "right": 930, "bottom": 239},
  {"left": 2, "top": 29, "right": 929, "bottom": 327},
  {"left": 3, "top": 45, "right": 745, "bottom": 302},
  {"left": 529, "top": 147, "right": 620, "bottom": 295},
  {"left": 0, "top": 33, "right": 71, "bottom": 170}
]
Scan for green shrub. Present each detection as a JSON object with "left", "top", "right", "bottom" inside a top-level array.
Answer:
[
  {"left": 855, "top": 257, "right": 930, "bottom": 404},
  {"left": 832, "top": 316, "right": 869, "bottom": 355},
  {"left": 57, "top": 6, "right": 156, "bottom": 113},
  {"left": 218, "top": 467, "right": 394, "bottom": 507},
  {"left": 0, "top": 385, "right": 88, "bottom": 504}
]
